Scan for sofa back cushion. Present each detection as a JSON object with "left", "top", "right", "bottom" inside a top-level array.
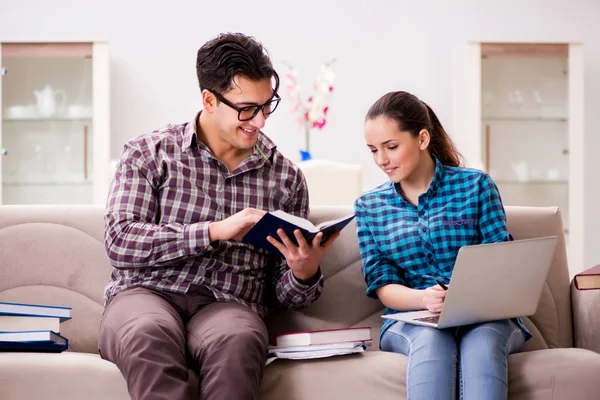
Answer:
[
  {"left": 0, "top": 205, "right": 108, "bottom": 354},
  {"left": 505, "top": 206, "right": 573, "bottom": 349},
  {"left": 266, "top": 205, "right": 574, "bottom": 351},
  {"left": 264, "top": 206, "right": 386, "bottom": 348},
  {"left": 0, "top": 204, "right": 573, "bottom": 354}
]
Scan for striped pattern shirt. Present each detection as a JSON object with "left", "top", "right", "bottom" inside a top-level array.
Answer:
[
  {"left": 103, "top": 113, "right": 323, "bottom": 317},
  {"left": 355, "top": 157, "right": 530, "bottom": 338}
]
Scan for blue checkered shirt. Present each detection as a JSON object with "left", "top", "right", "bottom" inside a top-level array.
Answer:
[{"left": 354, "top": 157, "right": 530, "bottom": 339}]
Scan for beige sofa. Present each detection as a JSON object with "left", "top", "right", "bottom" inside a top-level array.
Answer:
[{"left": 0, "top": 205, "right": 600, "bottom": 399}]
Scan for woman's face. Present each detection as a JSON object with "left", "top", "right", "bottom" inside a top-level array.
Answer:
[{"left": 364, "top": 116, "right": 425, "bottom": 184}]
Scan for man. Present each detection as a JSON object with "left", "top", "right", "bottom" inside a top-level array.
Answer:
[{"left": 99, "top": 32, "right": 339, "bottom": 400}]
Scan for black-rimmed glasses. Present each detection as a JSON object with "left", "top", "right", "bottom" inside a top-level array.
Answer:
[{"left": 208, "top": 89, "right": 281, "bottom": 121}]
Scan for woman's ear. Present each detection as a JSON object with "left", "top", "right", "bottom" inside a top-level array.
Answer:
[{"left": 418, "top": 129, "right": 430, "bottom": 150}]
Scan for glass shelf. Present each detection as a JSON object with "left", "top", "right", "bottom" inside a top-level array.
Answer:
[
  {"left": 2, "top": 117, "right": 92, "bottom": 123},
  {"left": 482, "top": 116, "right": 567, "bottom": 122},
  {"left": 495, "top": 180, "right": 568, "bottom": 185},
  {"left": 3, "top": 181, "right": 92, "bottom": 187}
]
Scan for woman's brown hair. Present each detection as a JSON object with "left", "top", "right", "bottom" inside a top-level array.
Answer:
[{"left": 366, "top": 91, "right": 463, "bottom": 167}]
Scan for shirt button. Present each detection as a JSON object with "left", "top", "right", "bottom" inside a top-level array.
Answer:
[
  {"left": 293, "top": 295, "right": 303, "bottom": 304},
  {"left": 224, "top": 205, "right": 231, "bottom": 213},
  {"left": 418, "top": 210, "right": 425, "bottom": 217},
  {"left": 427, "top": 254, "right": 433, "bottom": 261},
  {"left": 422, "top": 227, "right": 427, "bottom": 233}
]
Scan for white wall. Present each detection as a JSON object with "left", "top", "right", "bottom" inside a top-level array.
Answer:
[{"left": 1, "top": 0, "right": 600, "bottom": 267}]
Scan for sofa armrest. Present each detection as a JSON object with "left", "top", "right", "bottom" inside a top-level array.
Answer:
[{"left": 571, "top": 281, "right": 600, "bottom": 353}]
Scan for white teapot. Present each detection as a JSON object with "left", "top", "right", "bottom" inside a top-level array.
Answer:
[{"left": 34, "top": 85, "right": 67, "bottom": 118}]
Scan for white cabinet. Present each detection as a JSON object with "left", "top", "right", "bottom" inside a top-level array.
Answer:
[
  {"left": 453, "top": 42, "right": 585, "bottom": 275},
  {"left": 0, "top": 41, "right": 110, "bottom": 205},
  {"left": 481, "top": 45, "right": 569, "bottom": 233}
]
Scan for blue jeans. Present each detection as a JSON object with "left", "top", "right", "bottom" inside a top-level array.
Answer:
[{"left": 380, "top": 319, "right": 525, "bottom": 400}]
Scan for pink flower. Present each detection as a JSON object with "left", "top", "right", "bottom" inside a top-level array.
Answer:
[{"left": 281, "top": 59, "right": 336, "bottom": 152}]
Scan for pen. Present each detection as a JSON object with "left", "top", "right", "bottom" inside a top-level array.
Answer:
[{"left": 436, "top": 279, "right": 448, "bottom": 291}]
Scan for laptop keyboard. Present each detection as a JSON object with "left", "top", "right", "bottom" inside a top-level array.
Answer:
[{"left": 414, "top": 315, "right": 440, "bottom": 324}]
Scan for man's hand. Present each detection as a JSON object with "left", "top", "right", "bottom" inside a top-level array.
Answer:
[
  {"left": 267, "top": 229, "right": 340, "bottom": 282},
  {"left": 208, "top": 208, "right": 266, "bottom": 241},
  {"left": 421, "top": 284, "right": 447, "bottom": 313}
]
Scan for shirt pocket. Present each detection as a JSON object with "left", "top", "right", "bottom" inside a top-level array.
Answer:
[
  {"left": 436, "top": 217, "right": 479, "bottom": 260},
  {"left": 442, "top": 217, "right": 476, "bottom": 229}
]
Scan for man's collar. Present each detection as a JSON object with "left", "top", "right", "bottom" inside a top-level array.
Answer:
[{"left": 184, "top": 111, "right": 276, "bottom": 164}]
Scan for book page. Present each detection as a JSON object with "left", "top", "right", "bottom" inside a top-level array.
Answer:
[
  {"left": 270, "top": 210, "right": 316, "bottom": 231},
  {"left": 315, "top": 214, "right": 355, "bottom": 230}
]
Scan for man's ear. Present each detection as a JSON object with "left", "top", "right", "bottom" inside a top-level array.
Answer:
[
  {"left": 201, "top": 89, "right": 217, "bottom": 113},
  {"left": 418, "top": 129, "right": 430, "bottom": 150}
]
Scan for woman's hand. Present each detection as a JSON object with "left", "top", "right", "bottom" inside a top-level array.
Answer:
[{"left": 421, "top": 284, "right": 447, "bottom": 313}]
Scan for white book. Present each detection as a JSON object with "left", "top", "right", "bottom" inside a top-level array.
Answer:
[
  {"left": 268, "top": 341, "right": 371, "bottom": 353},
  {"left": 274, "top": 326, "right": 372, "bottom": 347},
  {"left": 0, "top": 316, "right": 61, "bottom": 333},
  {"left": 265, "top": 341, "right": 369, "bottom": 366},
  {"left": 0, "top": 330, "right": 67, "bottom": 344},
  {"left": 0, "top": 301, "right": 71, "bottom": 322}
]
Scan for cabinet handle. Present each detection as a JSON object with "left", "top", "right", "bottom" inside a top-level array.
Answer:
[
  {"left": 0, "top": 148, "right": 7, "bottom": 156},
  {"left": 1, "top": 67, "right": 6, "bottom": 77},
  {"left": 485, "top": 124, "right": 490, "bottom": 172},
  {"left": 83, "top": 125, "right": 88, "bottom": 180}
]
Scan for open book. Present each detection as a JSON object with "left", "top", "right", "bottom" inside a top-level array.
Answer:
[{"left": 242, "top": 210, "right": 355, "bottom": 255}]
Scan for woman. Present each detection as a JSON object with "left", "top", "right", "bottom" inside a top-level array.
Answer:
[{"left": 354, "top": 91, "right": 529, "bottom": 400}]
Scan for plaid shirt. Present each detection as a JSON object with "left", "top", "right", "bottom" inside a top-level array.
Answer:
[
  {"left": 355, "top": 157, "right": 529, "bottom": 337},
  {"left": 103, "top": 113, "right": 323, "bottom": 317}
]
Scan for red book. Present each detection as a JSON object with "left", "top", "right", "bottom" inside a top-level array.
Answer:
[
  {"left": 275, "top": 326, "right": 372, "bottom": 347},
  {"left": 574, "top": 264, "right": 600, "bottom": 290}
]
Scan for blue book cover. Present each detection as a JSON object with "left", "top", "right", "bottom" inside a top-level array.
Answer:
[
  {"left": 0, "top": 301, "right": 72, "bottom": 322},
  {"left": 0, "top": 340, "right": 68, "bottom": 353},
  {"left": 242, "top": 211, "right": 355, "bottom": 256}
]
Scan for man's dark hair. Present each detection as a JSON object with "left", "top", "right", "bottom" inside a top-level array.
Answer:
[{"left": 196, "top": 32, "right": 280, "bottom": 95}]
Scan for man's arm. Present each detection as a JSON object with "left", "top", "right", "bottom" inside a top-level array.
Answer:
[
  {"left": 104, "top": 144, "right": 214, "bottom": 269},
  {"left": 269, "top": 172, "right": 324, "bottom": 310}
]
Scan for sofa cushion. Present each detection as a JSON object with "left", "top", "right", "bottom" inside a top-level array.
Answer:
[
  {"left": 508, "top": 348, "right": 600, "bottom": 400},
  {"left": 260, "top": 348, "right": 600, "bottom": 400},
  {"left": 0, "top": 352, "right": 129, "bottom": 400},
  {"left": 261, "top": 351, "right": 406, "bottom": 400},
  {"left": 0, "top": 352, "right": 203, "bottom": 400}
]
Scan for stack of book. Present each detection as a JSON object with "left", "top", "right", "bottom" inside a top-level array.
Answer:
[
  {"left": 0, "top": 301, "right": 72, "bottom": 352},
  {"left": 266, "top": 326, "right": 372, "bottom": 365}
]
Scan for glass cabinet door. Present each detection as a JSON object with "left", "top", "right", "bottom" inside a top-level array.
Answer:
[
  {"left": 480, "top": 43, "right": 569, "bottom": 242},
  {"left": 1, "top": 43, "right": 96, "bottom": 205}
]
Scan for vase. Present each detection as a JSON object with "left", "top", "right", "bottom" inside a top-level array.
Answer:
[{"left": 299, "top": 150, "right": 312, "bottom": 161}]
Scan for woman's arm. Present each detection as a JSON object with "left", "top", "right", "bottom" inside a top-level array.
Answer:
[{"left": 377, "top": 283, "right": 447, "bottom": 313}]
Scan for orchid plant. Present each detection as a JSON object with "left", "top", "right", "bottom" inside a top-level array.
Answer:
[{"left": 282, "top": 59, "right": 336, "bottom": 160}]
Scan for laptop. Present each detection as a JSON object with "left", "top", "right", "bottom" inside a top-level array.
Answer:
[{"left": 383, "top": 236, "right": 558, "bottom": 329}]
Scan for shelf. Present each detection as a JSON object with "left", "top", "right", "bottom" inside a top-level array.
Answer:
[
  {"left": 495, "top": 180, "right": 568, "bottom": 185},
  {"left": 482, "top": 116, "right": 567, "bottom": 122},
  {"left": 3, "top": 117, "right": 92, "bottom": 123},
  {"left": 3, "top": 181, "right": 92, "bottom": 187}
]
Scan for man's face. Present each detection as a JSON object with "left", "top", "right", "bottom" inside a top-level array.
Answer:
[{"left": 212, "top": 76, "right": 274, "bottom": 151}]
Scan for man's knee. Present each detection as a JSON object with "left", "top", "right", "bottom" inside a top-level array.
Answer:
[
  {"left": 215, "top": 320, "right": 267, "bottom": 351},
  {"left": 102, "top": 312, "right": 185, "bottom": 357},
  {"left": 196, "top": 306, "right": 268, "bottom": 356}
]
